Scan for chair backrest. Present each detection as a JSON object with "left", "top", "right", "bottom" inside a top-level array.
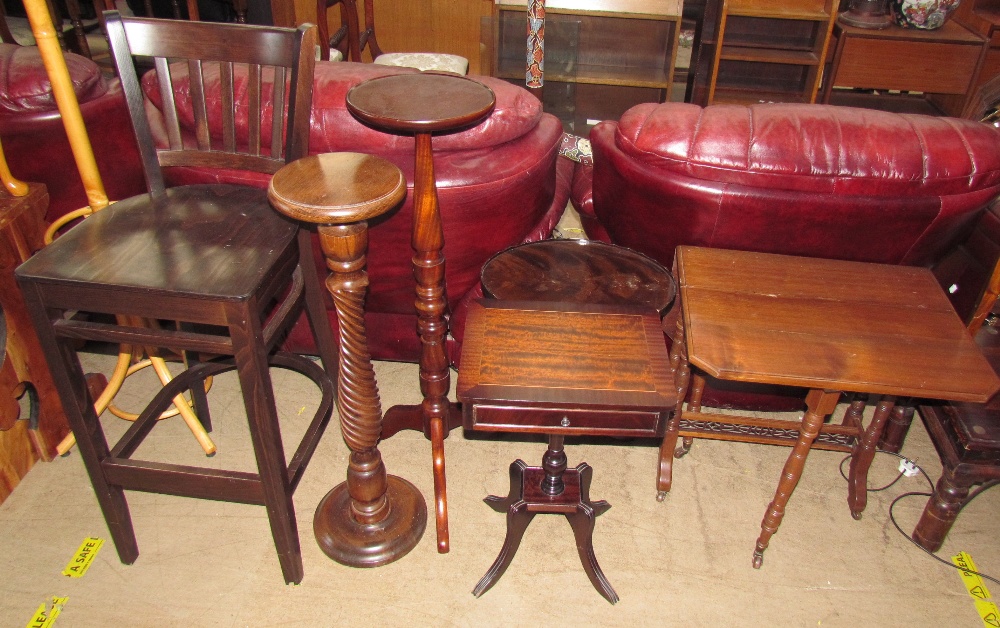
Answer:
[{"left": 104, "top": 11, "right": 316, "bottom": 196}]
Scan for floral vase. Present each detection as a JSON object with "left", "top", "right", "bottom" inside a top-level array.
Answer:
[{"left": 891, "top": 0, "right": 961, "bottom": 29}]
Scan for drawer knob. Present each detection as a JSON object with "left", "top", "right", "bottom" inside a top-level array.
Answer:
[{"left": 560, "top": 417, "right": 571, "bottom": 427}]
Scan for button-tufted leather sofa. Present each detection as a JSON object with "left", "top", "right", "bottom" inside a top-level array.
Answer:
[
  {"left": 2, "top": 46, "right": 570, "bottom": 365},
  {"left": 571, "top": 101, "right": 1000, "bottom": 410}
]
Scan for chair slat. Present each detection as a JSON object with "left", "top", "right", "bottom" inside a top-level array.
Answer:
[
  {"left": 107, "top": 15, "right": 316, "bottom": 177},
  {"left": 188, "top": 59, "right": 211, "bottom": 152},
  {"left": 248, "top": 64, "right": 262, "bottom": 156},
  {"left": 270, "top": 66, "right": 285, "bottom": 160},
  {"left": 221, "top": 61, "right": 236, "bottom": 154},
  {"left": 155, "top": 57, "right": 184, "bottom": 152}
]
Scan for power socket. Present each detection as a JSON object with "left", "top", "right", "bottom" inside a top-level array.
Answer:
[{"left": 898, "top": 458, "right": 920, "bottom": 477}]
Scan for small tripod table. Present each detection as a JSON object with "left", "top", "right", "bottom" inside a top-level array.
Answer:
[
  {"left": 346, "top": 72, "right": 495, "bottom": 554},
  {"left": 457, "top": 299, "right": 677, "bottom": 604}
]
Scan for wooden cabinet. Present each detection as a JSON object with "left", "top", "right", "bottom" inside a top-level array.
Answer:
[
  {"left": 707, "top": 0, "right": 838, "bottom": 104},
  {"left": 0, "top": 183, "right": 71, "bottom": 505},
  {"left": 953, "top": 0, "right": 1000, "bottom": 113},
  {"left": 489, "top": 0, "right": 682, "bottom": 132},
  {"left": 821, "top": 20, "right": 986, "bottom": 116}
]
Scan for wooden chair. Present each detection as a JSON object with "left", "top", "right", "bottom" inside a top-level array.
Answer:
[
  {"left": 315, "top": 0, "right": 362, "bottom": 61},
  {"left": 15, "top": 13, "right": 339, "bottom": 584},
  {"left": 315, "top": 0, "right": 468, "bottom": 73}
]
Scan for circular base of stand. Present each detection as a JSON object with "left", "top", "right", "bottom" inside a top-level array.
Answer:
[{"left": 314, "top": 475, "right": 427, "bottom": 568}]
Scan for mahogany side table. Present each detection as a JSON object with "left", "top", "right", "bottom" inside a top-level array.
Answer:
[
  {"left": 457, "top": 299, "right": 678, "bottom": 604},
  {"left": 665, "top": 246, "right": 1000, "bottom": 568},
  {"left": 346, "top": 72, "right": 495, "bottom": 554}
]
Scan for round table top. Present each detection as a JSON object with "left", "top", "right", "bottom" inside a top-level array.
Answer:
[
  {"left": 346, "top": 73, "right": 496, "bottom": 134},
  {"left": 267, "top": 153, "right": 406, "bottom": 224},
  {"left": 480, "top": 239, "right": 676, "bottom": 314}
]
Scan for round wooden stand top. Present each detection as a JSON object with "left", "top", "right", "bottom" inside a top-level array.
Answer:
[
  {"left": 481, "top": 239, "right": 676, "bottom": 314},
  {"left": 346, "top": 73, "right": 496, "bottom": 134},
  {"left": 267, "top": 153, "right": 406, "bottom": 225}
]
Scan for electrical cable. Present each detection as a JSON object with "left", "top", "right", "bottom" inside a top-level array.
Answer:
[{"left": 840, "top": 449, "right": 1000, "bottom": 586}]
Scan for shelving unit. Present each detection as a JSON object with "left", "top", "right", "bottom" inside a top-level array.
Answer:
[
  {"left": 490, "top": 0, "right": 682, "bottom": 132},
  {"left": 707, "top": 0, "right": 837, "bottom": 105}
]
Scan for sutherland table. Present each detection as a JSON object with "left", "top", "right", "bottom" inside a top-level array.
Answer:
[
  {"left": 457, "top": 299, "right": 677, "bottom": 604},
  {"left": 664, "top": 246, "right": 1000, "bottom": 568}
]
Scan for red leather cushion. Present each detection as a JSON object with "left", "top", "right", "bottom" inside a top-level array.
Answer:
[
  {"left": 0, "top": 43, "right": 107, "bottom": 113},
  {"left": 142, "top": 60, "right": 543, "bottom": 154},
  {"left": 615, "top": 102, "right": 1000, "bottom": 197}
]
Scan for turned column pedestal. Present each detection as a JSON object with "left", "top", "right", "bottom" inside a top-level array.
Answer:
[{"left": 268, "top": 152, "right": 426, "bottom": 567}]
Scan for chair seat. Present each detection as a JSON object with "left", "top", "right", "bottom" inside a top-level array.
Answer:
[
  {"left": 374, "top": 52, "right": 468, "bottom": 75},
  {"left": 17, "top": 184, "right": 298, "bottom": 303}
]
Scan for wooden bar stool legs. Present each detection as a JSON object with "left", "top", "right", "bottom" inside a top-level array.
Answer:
[{"left": 268, "top": 153, "right": 426, "bottom": 567}]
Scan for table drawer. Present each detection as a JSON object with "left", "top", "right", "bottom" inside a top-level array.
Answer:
[
  {"left": 467, "top": 404, "right": 666, "bottom": 437},
  {"left": 837, "top": 37, "right": 980, "bottom": 94}
]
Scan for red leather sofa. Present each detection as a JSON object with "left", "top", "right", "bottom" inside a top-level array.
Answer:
[
  {"left": 0, "top": 43, "right": 146, "bottom": 222},
  {"left": 572, "top": 101, "right": 1000, "bottom": 410},
  {"left": 2, "top": 47, "right": 571, "bottom": 365}
]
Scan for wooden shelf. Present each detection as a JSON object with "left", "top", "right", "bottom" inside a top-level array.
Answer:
[
  {"left": 495, "top": 59, "right": 672, "bottom": 88},
  {"left": 707, "top": 0, "right": 837, "bottom": 105},
  {"left": 711, "top": 86, "right": 810, "bottom": 104},
  {"left": 491, "top": 0, "right": 681, "bottom": 131},
  {"left": 719, "top": 45, "right": 821, "bottom": 65}
]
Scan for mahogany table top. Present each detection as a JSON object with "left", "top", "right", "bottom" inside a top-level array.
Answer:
[
  {"left": 676, "top": 246, "right": 1000, "bottom": 403},
  {"left": 480, "top": 239, "right": 675, "bottom": 314},
  {"left": 345, "top": 73, "right": 496, "bottom": 134},
  {"left": 457, "top": 300, "right": 677, "bottom": 414}
]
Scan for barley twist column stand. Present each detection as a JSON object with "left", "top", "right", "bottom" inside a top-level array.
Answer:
[
  {"left": 268, "top": 152, "right": 426, "bottom": 567},
  {"left": 346, "top": 73, "right": 496, "bottom": 553}
]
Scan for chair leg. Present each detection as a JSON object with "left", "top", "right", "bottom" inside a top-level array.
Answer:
[
  {"left": 911, "top": 468, "right": 972, "bottom": 552},
  {"left": 229, "top": 302, "right": 302, "bottom": 585},
  {"left": 298, "top": 229, "right": 340, "bottom": 378},
  {"left": 21, "top": 291, "right": 139, "bottom": 564}
]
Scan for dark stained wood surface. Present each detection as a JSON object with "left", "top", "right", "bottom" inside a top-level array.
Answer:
[
  {"left": 677, "top": 246, "right": 1000, "bottom": 402},
  {"left": 347, "top": 71, "right": 496, "bottom": 554},
  {"left": 346, "top": 73, "right": 496, "bottom": 134},
  {"left": 268, "top": 153, "right": 406, "bottom": 224},
  {"left": 13, "top": 15, "right": 338, "bottom": 585},
  {"left": 268, "top": 150, "right": 426, "bottom": 568},
  {"left": 457, "top": 299, "right": 676, "bottom": 604},
  {"left": 480, "top": 239, "right": 676, "bottom": 314},
  {"left": 667, "top": 245, "right": 1000, "bottom": 568},
  {"left": 458, "top": 300, "right": 676, "bottom": 418}
]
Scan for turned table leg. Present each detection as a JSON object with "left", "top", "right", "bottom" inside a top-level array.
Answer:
[
  {"left": 847, "top": 395, "right": 896, "bottom": 519},
  {"left": 753, "top": 388, "right": 840, "bottom": 568}
]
